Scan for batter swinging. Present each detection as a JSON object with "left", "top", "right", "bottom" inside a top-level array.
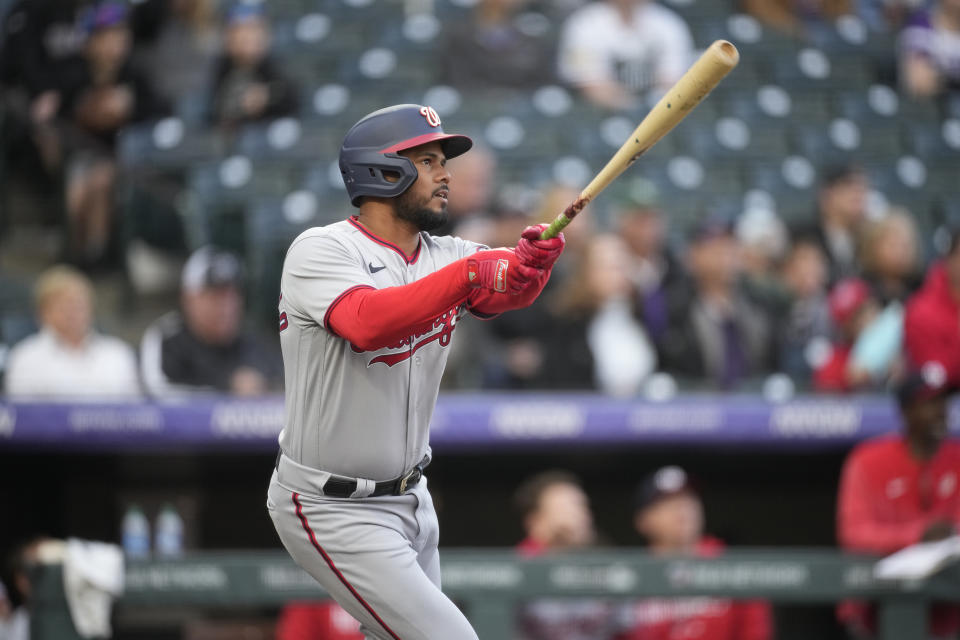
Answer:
[{"left": 267, "top": 104, "right": 565, "bottom": 639}]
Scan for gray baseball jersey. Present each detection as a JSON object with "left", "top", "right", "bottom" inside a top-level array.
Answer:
[{"left": 276, "top": 216, "right": 483, "bottom": 481}]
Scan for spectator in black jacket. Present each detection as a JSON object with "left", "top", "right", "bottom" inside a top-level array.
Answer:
[
  {"left": 659, "top": 216, "right": 772, "bottom": 389},
  {"left": 209, "top": 4, "right": 297, "bottom": 129},
  {"left": 139, "top": 247, "right": 282, "bottom": 397},
  {"left": 792, "top": 164, "right": 870, "bottom": 285},
  {"left": 56, "top": 1, "right": 168, "bottom": 268}
]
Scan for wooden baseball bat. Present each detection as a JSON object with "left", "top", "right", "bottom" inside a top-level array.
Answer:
[{"left": 540, "top": 40, "right": 740, "bottom": 240}]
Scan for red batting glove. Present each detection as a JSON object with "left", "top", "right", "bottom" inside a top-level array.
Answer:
[
  {"left": 516, "top": 224, "right": 565, "bottom": 270},
  {"left": 466, "top": 248, "right": 542, "bottom": 294}
]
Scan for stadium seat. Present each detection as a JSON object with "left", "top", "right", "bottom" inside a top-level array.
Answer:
[
  {"left": 236, "top": 119, "right": 341, "bottom": 163},
  {"left": 117, "top": 119, "right": 226, "bottom": 171},
  {"left": 745, "top": 156, "right": 818, "bottom": 225}
]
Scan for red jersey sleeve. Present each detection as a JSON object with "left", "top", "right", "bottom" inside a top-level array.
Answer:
[
  {"left": 326, "top": 258, "right": 473, "bottom": 351},
  {"left": 837, "top": 445, "right": 928, "bottom": 553}
]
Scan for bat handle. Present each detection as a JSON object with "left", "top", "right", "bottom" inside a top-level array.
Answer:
[{"left": 539, "top": 213, "right": 571, "bottom": 240}]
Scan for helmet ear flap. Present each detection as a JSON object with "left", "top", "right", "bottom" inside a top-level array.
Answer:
[{"left": 339, "top": 151, "right": 418, "bottom": 207}]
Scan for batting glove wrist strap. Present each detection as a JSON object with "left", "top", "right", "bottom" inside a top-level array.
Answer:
[{"left": 466, "top": 249, "right": 541, "bottom": 294}]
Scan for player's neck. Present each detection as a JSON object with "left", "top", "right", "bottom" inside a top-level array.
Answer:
[{"left": 354, "top": 206, "right": 421, "bottom": 256}]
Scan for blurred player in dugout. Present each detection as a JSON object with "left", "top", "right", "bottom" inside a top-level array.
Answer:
[
  {"left": 616, "top": 466, "right": 774, "bottom": 640},
  {"left": 837, "top": 367, "right": 960, "bottom": 640}
]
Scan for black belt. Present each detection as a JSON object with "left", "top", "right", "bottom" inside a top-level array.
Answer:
[
  {"left": 323, "top": 456, "right": 429, "bottom": 498},
  {"left": 276, "top": 450, "right": 429, "bottom": 498}
]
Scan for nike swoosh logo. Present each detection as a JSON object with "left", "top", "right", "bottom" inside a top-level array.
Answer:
[{"left": 369, "top": 262, "right": 386, "bottom": 273}]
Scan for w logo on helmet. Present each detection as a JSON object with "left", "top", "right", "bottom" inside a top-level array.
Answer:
[{"left": 419, "top": 106, "right": 441, "bottom": 128}]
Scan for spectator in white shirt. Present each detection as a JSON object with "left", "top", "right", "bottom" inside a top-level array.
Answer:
[
  {"left": 3, "top": 265, "right": 140, "bottom": 400},
  {"left": 557, "top": 0, "right": 694, "bottom": 111}
]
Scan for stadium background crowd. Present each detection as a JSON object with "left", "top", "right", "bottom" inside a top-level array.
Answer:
[{"left": 1, "top": 0, "right": 959, "bottom": 638}]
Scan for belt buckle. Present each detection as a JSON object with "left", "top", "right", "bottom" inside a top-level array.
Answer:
[{"left": 397, "top": 466, "right": 421, "bottom": 494}]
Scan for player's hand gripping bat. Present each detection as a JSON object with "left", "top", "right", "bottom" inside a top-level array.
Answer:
[{"left": 539, "top": 40, "right": 740, "bottom": 240}]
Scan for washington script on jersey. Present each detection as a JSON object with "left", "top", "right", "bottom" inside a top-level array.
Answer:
[{"left": 352, "top": 304, "right": 464, "bottom": 367}]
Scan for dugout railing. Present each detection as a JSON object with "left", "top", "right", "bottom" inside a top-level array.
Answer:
[{"left": 30, "top": 548, "right": 960, "bottom": 640}]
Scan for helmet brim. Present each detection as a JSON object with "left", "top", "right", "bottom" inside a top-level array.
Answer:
[{"left": 380, "top": 132, "right": 473, "bottom": 159}]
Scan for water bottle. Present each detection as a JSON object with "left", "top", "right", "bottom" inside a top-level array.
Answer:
[
  {"left": 155, "top": 503, "right": 184, "bottom": 557},
  {"left": 121, "top": 505, "right": 151, "bottom": 558}
]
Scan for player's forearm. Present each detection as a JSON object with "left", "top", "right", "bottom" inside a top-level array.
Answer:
[
  {"left": 326, "top": 258, "right": 475, "bottom": 350},
  {"left": 468, "top": 268, "right": 551, "bottom": 317}
]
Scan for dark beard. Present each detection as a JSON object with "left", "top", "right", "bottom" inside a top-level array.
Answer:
[{"left": 395, "top": 189, "right": 448, "bottom": 232}]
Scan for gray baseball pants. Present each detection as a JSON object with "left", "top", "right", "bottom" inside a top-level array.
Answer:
[{"left": 267, "top": 467, "right": 479, "bottom": 640}]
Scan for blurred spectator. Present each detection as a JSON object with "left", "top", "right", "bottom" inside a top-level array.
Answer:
[
  {"left": 209, "top": 4, "right": 297, "bottom": 129},
  {"left": 741, "top": 0, "right": 852, "bottom": 37},
  {"left": 139, "top": 246, "right": 281, "bottom": 397},
  {"left": 514, "top": 471, "right": 616, "bottom": 640},
  {"left": 616, "top": 466, "right": 774, "bottom": 640},
  {"left": 836, "top": 369, "right": 960, "bottom": 639},
  {"left": 56, "top": 1, "right": 168, "bottom": 268},
  {"left": 904, "top": 226, "right": 960, "bottom": 387},
  {"left": 276, "top": 601, "right": 363, "bottom": 640},
  {"left": 814, "top": 277, "right": 904, "bottom": 392},
  {"left": 858, "top": 0, "right": 930, "bottom": 31},
  {"left": 544, "top": 234, "right": 657, "bottom": 395},
  {"left": 612, "top": 183, "right": 684, "bottom": 347},
  {"left": 659, "top": 217, "right": 772, "bottom": 389},
  {"left": 557, "top": 0, "right": 694, "bottom": 111},
  {"left": 3, "top": 265, "right": 140, "bottom": 399},
  {"left": 793, "top": 164, "right": 870, "bottom": 284},
  {"left": 899, "top": 0, "right": 960, "bottom": 99},
  {"left": 0, "top": 0, "right": 90, "bottom": 206},
  {"left": 0, "top": 579, "right": 27, "bottom": 640},
  {"left": 736, "top": 206, "right": 792, "bottom": 320},
  {"left": 776, "top": 240, "right": 832, "bottom": 384},
  {"left": 0, "top": 537, "right": 60, "bottom": 640},
  {"left": 859, "top": 208, "right": 923, "bottom": 305},
  {"left": 136, "top": 0, "right": 222, "bottom": 108},
  {"left": 441, "top": 0, "right": 555, "bottom": 89}
]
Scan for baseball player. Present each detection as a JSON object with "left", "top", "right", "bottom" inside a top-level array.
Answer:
[{"left": 266, "top": 104, "right": 565, "bottom": 640}]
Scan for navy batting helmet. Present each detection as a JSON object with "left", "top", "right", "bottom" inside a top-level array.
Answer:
[{"left": 339, "top": 104, "right": 473, "bottom": 207}]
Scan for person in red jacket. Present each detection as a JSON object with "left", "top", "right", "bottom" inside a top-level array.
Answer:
[
  {"left": 276, "top": 601, "right": 364, "bottom": 640},
  {"left": 616, "top": 466, "right": 774, "bottom": 640},
  {"left": 905, "top": 227, "right": 960, "bottom": 388},
  {"left": 836, "top": 366, "right": 960, "bottom": 639},
  {"left": 815, "top": 278, "right": 880, "bottom": 392},
  {"left": 513, "top": 470, "right": 617, "bottom": 640}
]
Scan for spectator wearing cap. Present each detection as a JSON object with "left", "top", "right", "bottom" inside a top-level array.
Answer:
[
  {"left": 659, "top": 215, "right": 772, "bottom": 390},
  {"left": 793, "top": 164, "right": 870, "bottom": 285},
  {"left": 139, "top": 247, "right": 281, "bottom": 396},
  {"left": 900, "top": 0, "right": 960, "bottom": 98},
  {"left": 612, "top": 183, "right": 684, "bottom": 348},
  {"left": 905, "top": 227, "right": 960, "bottom": 388},
  {"left": 556, "top": 0, "right": 694, "bottom": 111},
  {"left": 4, "top": 265, "right": 141, "bottom": 399},
  {"left": 776, "top": 240, "right": 832, "bottom": 386},
  {"left": 513, "top": 471, "right": 616, "bottom": 640},
  {"left": 208, "top": 4, "right": 297, "bottom": 129},
  {"left": 615, "top": 466, "right": 773, "bottom": 640},
  {"left": 836, "top": 368, "right": 960, "bottom": 638},
  {"left": 55, "top": 0, "right": 168, "bottom": 268},
  {"left": 814, "top": 277, "right": 904, "bottom": 392}
]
